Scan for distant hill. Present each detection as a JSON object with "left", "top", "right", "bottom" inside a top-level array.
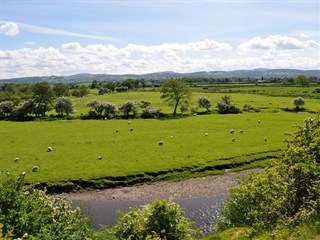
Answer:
[{"left": 1, "top": 69, "right": 319, "bottom": 84}]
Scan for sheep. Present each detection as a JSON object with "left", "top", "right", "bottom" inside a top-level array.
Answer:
[
  {"left": 264, "top": 137, "right": 267, "bottom": 142},
  {"left": 193, "top": 113, "right": 197, "bottom": 117},
  {"left": 230, "top": 129, "right": 235, "bottom": 134},
  {"left": 32, "top": 166, "right": 39, "bottom": 172},
  {"left": 158, "top": 141, "right": 164, "bottom": 146},
  {"left": 205, "top": 133, "right": 208, "bottom": 136},
  {"left": 239, "top": 130, "right": 244, "bottom": 134},
  {"left": 128, "top": 121, "right": 131, "bottom": 125},
  {"left": 232, "top": 138, "right": 236, "bottom": 142},
  {"left": 130, "top": 128, "right": 134, "bottom": 132},
  {"left": 98, "top": 156, "right": 103, "bottom": 160},
  {"left": 258, "top": 120, "right": 261, "bottom": 124},
  {"left": 47, "top": 146, "right": 53, "bottom": 152},
  {"left": 116, "top": 129, "right": 119, "bottom": 133},
  {"left": 14, "top": 157, "right": 19, "bottom": 162},
  {"left": 170, "top": 136, "right": 174, "bottom": 139}
]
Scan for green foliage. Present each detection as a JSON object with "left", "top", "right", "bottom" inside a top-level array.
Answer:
[
  {"left": 32, "top": 82, "right": 55, "bottom": 117},
  {"left": 295, "top": 75, "right": 310, "bottom": 87},
  {"left": 119, "top": 100, "right": 139, "bottom": 118},
  {"left": 0, "top": 171, "right": 94, "bottom": 239},
  {"left": 216, "top": 96, "right": 240, "bottom": 114},
  {"left": 218, "top": 115, "right": 320, "bottom": 234},
  {"left": 198, "top": 97, "right": 211, "bottom": 113},
  {"left": 54, "top": 97, "right": 74, "bottom": 116},
  {"left": 112, "top": 199, "right": 200, "bottom": 240},
  {"left": 160, "top": 79, "right": 191, "bottom": 115}
]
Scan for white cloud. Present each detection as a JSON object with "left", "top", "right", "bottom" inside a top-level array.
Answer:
[
  {"left": 0, "top": 22, "right": 19, "bottom": 36},
  {"left": 0, "top": 37, "right": 319, "bottom": 79},
  {"left": 238, "top": 35, "right": 320, "bottom": 52}
]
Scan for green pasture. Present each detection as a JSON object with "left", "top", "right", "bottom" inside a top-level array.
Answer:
[
  {"left": 0, "top": 111, "right": 314, "bottom": 184},
  {"left": 69, "top": 90, "right": 320, "bottom": 116}
]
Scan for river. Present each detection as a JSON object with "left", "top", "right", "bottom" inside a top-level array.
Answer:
[{"left": 73, "top": 193, "right": 229, "bottom": 235}]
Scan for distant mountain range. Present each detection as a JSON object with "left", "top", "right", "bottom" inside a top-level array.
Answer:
[{"left": 1, "top": 69, "right": 319, "bottom": 84}]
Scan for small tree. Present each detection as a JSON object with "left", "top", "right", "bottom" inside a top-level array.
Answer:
[
  {"left": 12, "top": 100, "right": 35, "bottom": 120},
  {"left": 119, "top": 100, "right": 139, "bottom": 118},
  {"left": 216, "top": 95, "right": 240, "bottom": 114},
  {"left": 160, "top": 79, "right": 191, "bottom": 115},
  {"left": 54, "top": 97, "right": 74, "bottom": 116},
  {"left": 87, "top": 99, "right": 104, "bottom": 117},
  {"left": 198, "top": 97, "right": 211, "bottom": 113},
  {"left": 103, "top": 102, "right": 117, "bottom": 119},
  {"left": 293, "top": 97, "right": 305, "bottom": 110},
  {"left": 32, "top": 82, "right": 55, "bottom": 117},
  {"left": 295, "top": 75, "right": 310, "bottom": 87},
  {"left": 0, "top": 100, "right": 14, "bottom": 118}
]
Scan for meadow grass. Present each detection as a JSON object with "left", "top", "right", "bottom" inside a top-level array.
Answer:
[
  {"left": 1, "top": 88, "right": 319, "bottom": 190},
  {"left": 0, "top": 111, "right": 313, "bottom": 184}
]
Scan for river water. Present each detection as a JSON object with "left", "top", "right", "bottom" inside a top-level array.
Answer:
[{"left": 73, "top": 193, "right": 229, "bottom": 234}]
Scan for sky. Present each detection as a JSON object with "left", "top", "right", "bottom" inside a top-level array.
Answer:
[{"left": 0, "top": 0, "right": 319, "bottom": 79}]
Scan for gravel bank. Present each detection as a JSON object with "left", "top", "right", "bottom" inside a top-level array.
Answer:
[{"left": 65, "top": 169, "right": 261, "bottom": 201}]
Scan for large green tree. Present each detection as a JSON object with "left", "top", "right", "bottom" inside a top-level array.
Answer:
[
  {"left": 160, "top": 79, "right": 191, "bottom": 115},
  {"left": 295, "top": 74, "right": 310, "bottom": 87},
  {"left": 32, "top": 82, "right": 55, "bottom": 117}
]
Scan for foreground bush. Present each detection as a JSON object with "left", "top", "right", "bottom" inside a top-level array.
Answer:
[
  {"left": 0, "top": 172, "right": 94, "bottom": 240},
  {"left": 111, "top": 199, "right": 201, "bottom": 240},
  {"left": 218, "top": 115, "right": 320, "bottom": 235}
]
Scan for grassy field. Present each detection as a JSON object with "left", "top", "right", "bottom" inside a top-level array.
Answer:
[{"left": 1, "top": 86, "right": 319, "bottom": 191}]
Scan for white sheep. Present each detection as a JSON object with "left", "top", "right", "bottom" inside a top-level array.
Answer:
[
  {"left": 47, "top": 146, "right": 53, "bottom": 152},
  {"left": 128, "top": 121, "right": 131, "bottom": 125},
  {"left": 170, "top": 136, "right": 173, "bottom": 139},
  {"left": 264, "top": 137, "right": 267, "bottom": 142},
  {"left": 232, "top": 138, "right": 236, "bottom": 142},
  {"left": 32, "top": 166, "right": 39, "bottom": 172},
  {"left": 239, "top": 130, "right": 244, "bottom": 134},
  {"left": 116, "top": 129, "right": 119, "bottom": 133},
  {"left": 14, "top": 157, "right": 19, "bottom": 162},
  {"left": 130, "top": 128, "right": 134, "bottom": 132},
  {"left": 258, "top": 120, "right": 261, "bottom": 124},
  {"left": 230, "top": 129, "right": 235, "bottom": 134},
  {"left": 98, "top": 156, "right": 103, "bottom": 160},
  {"left": 158, "top": 141, "right": 164, "bottom": 146},
  {"left": 205, "top": 133, "right": 208, "bottom": 136}
]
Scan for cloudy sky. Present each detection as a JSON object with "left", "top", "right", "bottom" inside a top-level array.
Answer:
[{"left": 0, "top": 0, "right": 319, "bottom": 79}]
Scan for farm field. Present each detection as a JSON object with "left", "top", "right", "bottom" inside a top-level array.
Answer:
[{"left": 1, "top": 88, "right": 319, "bottom": 191}]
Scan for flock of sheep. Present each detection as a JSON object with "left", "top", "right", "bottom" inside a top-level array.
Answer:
[{"left": 13, "top": 119, "right": 267, "bottom": 173}]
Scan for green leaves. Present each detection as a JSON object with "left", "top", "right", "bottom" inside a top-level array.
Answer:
[{"left": 219, "top": 115, "right": 320, "bottom": 234}]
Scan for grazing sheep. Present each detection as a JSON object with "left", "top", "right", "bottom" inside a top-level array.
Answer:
[
  {"left": 128, "top": 121, "right": 131, "bottom": 125},
  {"left": 158, "top": 141, "right": 164, "bottom": 146},
  {"left": 193, "top": 113, "right": 197, "bottom": 117},
  {"left": 239, "top": 130, "right": 244, "bottom": 134},
  {"left": 205, "top": 133, "right": 208, "bottom": 136},
  {"left": 264, "top": 137, "right": 267, "bottom": 142},
  {"left": 258, "top": 120, "right": 261, "bottom": 124},
  {"left": 170, "top": 136, "right": 173, "bottom": 139},
  {"left": 98, "top": 156, "right": 103, "bottom": 160},
  {"left": 32, "top": 166, "right": 39, "bottom": 172},
  {"left": 130, "top": 128, "right": 134, "bottom": 132},
  {"left": 230, "top": 129, "right": 235, "bottom": 134},
  {"left": 116, "top": 129, "right": 119, "bottom": 133},
  {"left": 232, "top": 138, "right": 236, "bottom": 142},
  {"left": 47, "top": 146, "right": 53, "bottom": 152},
  {"left": 14, "top": 157, "right": 19, "bottom": 162}
]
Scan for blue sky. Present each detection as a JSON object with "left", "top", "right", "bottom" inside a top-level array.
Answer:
[{"left": 0, "top": 0, "right": 319, "bottom": 79}]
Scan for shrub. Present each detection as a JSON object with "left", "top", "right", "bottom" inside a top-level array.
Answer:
[
  {"left": 119, "top": 100, "right": 139, "bottom": 118},
  {"left": 0, "top": 171, "right": 94, "bottom": 239},
  {"left": 293, "top": 97, "right": 305, "bottom": 110},
  {"left": 112, "top": 199, "right": 200, "bottom": 240},
  {"left": 141, "top": 107, "right": 161, "bottom": 118},
  {"left": 217, "top": 96, "right": 240, "bottom": 114},
  {"left": 218, "top": 116, "right": 320, "bottom": 234},
  {"left": 198, "top": 97, "right": 211, "bottom": 113}
]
